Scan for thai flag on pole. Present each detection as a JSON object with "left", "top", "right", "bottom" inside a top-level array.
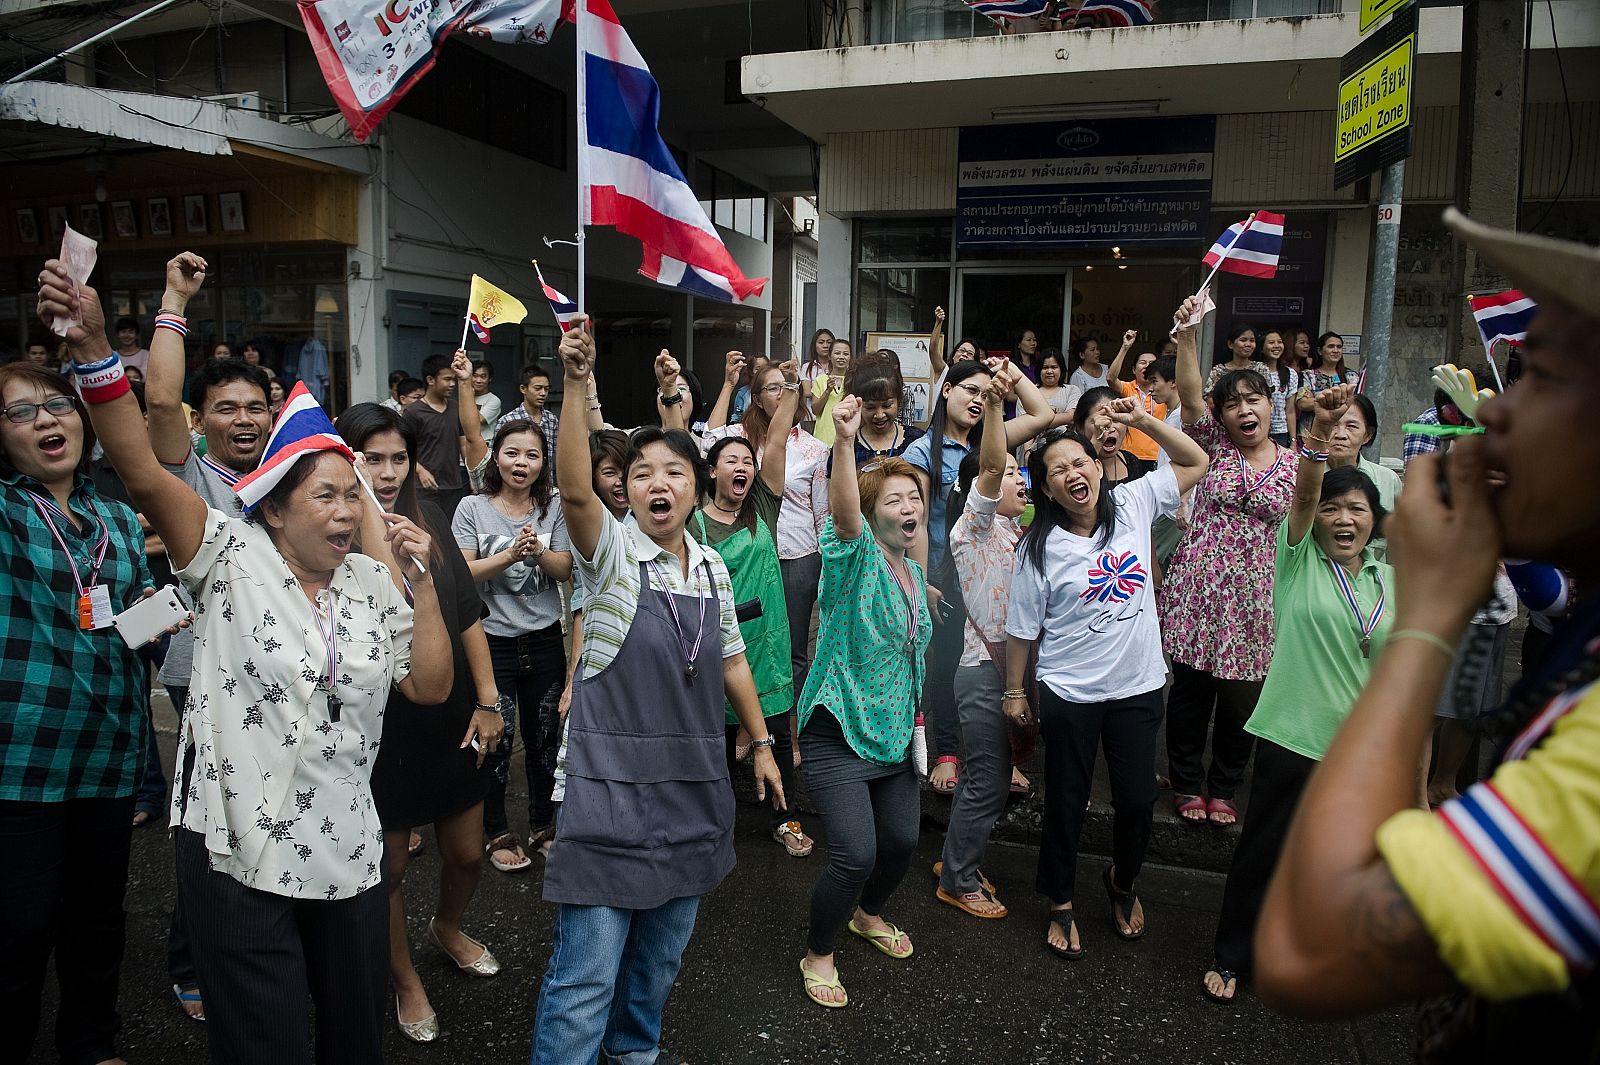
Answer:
[
  {"left": 1469, "top": 290, "right": 1537, "bottom": 356},
  {"left": 640, "top": 249, "right": 739, "bottom": 303},
  {"left": 579, "top": 0, "right": 766, "bottom": 301},
  {"left": 532, "top": 262, "right": 579, "bottom": 328},
  {"left": 1069, "top": 0, "right": 1156, "bottom": 27},
  {"left": 468, "top": 314, "right": 492, "bottom": 344},
  {"left": 233, "top": 382, "right": 355, "bottom": 511},
  {"left": 963, "top": 0, "right": 1050, "bottom": 19},
  {"left": 1202, "top": 210, "right": 1285, "bottom": 279}
]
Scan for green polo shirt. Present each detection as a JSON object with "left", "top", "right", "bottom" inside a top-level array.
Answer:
[{"left": 1245, "top": 519, "right": 1394, "bottom": 761}]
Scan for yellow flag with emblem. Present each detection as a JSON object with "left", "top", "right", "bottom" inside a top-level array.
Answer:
[{"left": 466, "top": 274, "right": 529, "bottom": 331}]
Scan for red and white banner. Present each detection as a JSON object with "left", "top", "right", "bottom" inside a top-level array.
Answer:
[{"left": 298, "top": 0, "right": 564, "bottom": 143}]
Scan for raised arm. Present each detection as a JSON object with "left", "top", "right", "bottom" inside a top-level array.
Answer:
[
  {"left": 758, "top": 359, "right": 801, "bottom": 498},
  {"left": 705, "top": 350, "right": 744, "bottom": 431},
  {"left": 1104, "top": 396, "right": 1210, "bottom": 495},
  {"left": 1288, "top": 385, "right": 1353, "bottom": 546},
  {"left": 654, "top": 350, "right": 686, "bottom": 431},
  {"left": 1172, "top": 297, "right": 1206, "bottom": 425},
  {"left": 554, "top": 319, "right": 604, "bottom": 559},
  {"left": 1255, "top": 443, "right": 1501, "bottom": 1016},
  {"left": 147, "top": 252, "right": 207, "bottom": 465},
  {"left": 828, "top": 394, "right": 864, "bottom": 541},
  {"left": 975, "top": 372, "right": 1008, "bottom": 500},
  {"left": 928, "top": 306, "right": 947, "bottom": 380},
  {"left": 1001, "top": 359, "right": 1056, "bottom": 448},
  {"left": 1107, "top": 328, "right": 1138, "bottom": 384},
  {"left": 453, "top": 349, "right": 487, "bottom": 472},
  {"left": 38, "top": 263, "right": 209, "bottom": 568}
]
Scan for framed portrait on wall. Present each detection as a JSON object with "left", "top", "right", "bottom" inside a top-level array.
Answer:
[
  {"left": 111, "top": 201, "right": 138, "bottom": 239},
  {"left": 47, "top": 205, "right": 68, "bottom": 241},
  {"left": 77, "top": 204, "right": 103, "bottom": 241},
  {"left": 15, "top": 208, "right": 38, "bottom": 244},
  {"left": 148, "top": 198, "right": 173, "bottom": 237},
  {"left": 219, "top": 191, "right": 245, "bottom": 233},
  {"left": 184, "top": 194, "right": 208, "bottom": 235}
]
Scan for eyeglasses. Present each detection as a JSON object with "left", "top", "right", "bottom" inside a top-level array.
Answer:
[
  {"left": 3, "top": 395, "right": 78, "bottom": 424},
  {"left": 758, "top": 383, "right": 785, "bottom": 395},
  {"left": 951, "top": 383, "right": 985, "bottom": 398}
]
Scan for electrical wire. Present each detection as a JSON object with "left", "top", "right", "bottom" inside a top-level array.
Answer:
[{"left": 1527, "top": 0, "right": 1572, "bottom": 234}]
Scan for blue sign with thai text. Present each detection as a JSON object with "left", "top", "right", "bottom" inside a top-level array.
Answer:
[{"left": 956, "top": 116, "right": 1216, "bottom": 250}]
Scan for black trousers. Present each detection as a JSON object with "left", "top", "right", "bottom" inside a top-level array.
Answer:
[
  {"left": 1036, "top": 685, "right": 1164, "bottom": 905},
  {"left": 175, "top": 828, "right": 390, "bottom": 1065},
  {"left": 1164, "top": 661, "right": 1264, "bottom": 801},
  {"left": 485, "top": 625, "right": 566, "bottom": 835},
  {"left": 779, "top": 553, "right": 822, "bottom": 705},
  {"left": 1212, "top": 740, "right": 1316, "bottom": 974},
  {"left": 724, "top": 721, "right": 797, "bottom": 828},
  {"left": 0, "top": 795, "right": 135, "bottom": 1065},
  {"left": 166, "top": 684, "right": 199, "bottom": 991},
  {"left": 922, "top": 573, "right": 965, "bottom": 760}
]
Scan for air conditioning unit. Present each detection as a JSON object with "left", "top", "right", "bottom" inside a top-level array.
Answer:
[{"left": 203, "top": 92, "right": 282, "bottom": 118}]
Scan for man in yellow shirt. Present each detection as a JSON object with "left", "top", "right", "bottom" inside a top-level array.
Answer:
[
  {"left": 1105, "top": 329, "right": 1166, "bottom": 462},
  {"left": 1254, "top": 210, "right": 1600, "bottom": 1060}
]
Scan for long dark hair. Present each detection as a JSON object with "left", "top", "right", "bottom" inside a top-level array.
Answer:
[
  {"left": 739, "top": 363, "right": 786, "bottom": 454},
  {"left": 806, "top": 328, "right": 836, "bottom": 369},
  {"left": 846, "top": 351, "right": 904, "bottom": 406},
  {"left": 927, "top": 361, "right": 993, "bottom": 550},
  {"left": 1214, "top": 320, "right": 1257, "bottom": 373},
  {"left": 1259, "top": 327, "right": 1293, "bottom": 392},
  {"left": 1072, "top": 385, "right": 1121, "bottom": 434},
  {"left": 334, "top": 402, "right": 446, "bottom": 567},
  {"left": 1316, "top": 331, "right": 1348, "bottom": 381},
  {"left": 705, "top": 435, "right": 759, "bottom": 535},
  {"left": 1020, "top": 429, "right": 1118, "bottom": 573},
  {"left": 482, "top": 420, "right": 555, "bottom": 523}
]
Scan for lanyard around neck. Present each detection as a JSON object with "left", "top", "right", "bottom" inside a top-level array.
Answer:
[
  {"left": 647, "top": 558, "right": 710, "bottom": 681},
  {"left": 26, "top": 490, "right": 109, "bottom": 596},
  {"left": 1323, "top": 556, "right": 1384, "bottom": 656}
]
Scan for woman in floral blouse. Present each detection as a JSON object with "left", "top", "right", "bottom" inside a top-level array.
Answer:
[
  {"left": 1160, "top": 296, "right": 1298, "bottom": 828},
  {"left": 44, "top": 267, "right": 452, "bottom": 1065}
]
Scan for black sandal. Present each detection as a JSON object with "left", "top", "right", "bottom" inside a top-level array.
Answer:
[
  {"left": 1102, "top": 865, "right": 1146, "bottom": 941},
  {"left": 1202, "top": 966, "right": 1238, "bottom": 1004},
  {"left": 1045, "top": 909, "right": 1084, "bottom": 961}
]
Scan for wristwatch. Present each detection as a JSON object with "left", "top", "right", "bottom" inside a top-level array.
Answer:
[
  {"left": 660, "top": 390, "right": 685, "bottom": 407},
  {"left": 749, "top": 736, "right": 777, "bottom": 751}
]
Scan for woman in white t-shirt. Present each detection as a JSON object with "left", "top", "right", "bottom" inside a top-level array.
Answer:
[
  {"left": 1005, "top": 398, "right": 1209, "bottom": 960},
  {"left": 1068, "top": 336, "right": 1109, "bottom": 394}
]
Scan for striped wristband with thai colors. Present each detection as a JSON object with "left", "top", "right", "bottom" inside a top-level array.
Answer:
[
  {"left": 73, "top": 352, "right": 130, "bottom": 404},
  {"left": 154, "top": 312, "right": 188, "bottom": 338}
]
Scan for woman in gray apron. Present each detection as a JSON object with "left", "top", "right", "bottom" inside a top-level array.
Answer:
[{"left": 533, "top": 323, "right": 786, "bottom": 1065}]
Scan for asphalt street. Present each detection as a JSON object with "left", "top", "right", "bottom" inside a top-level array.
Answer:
[{"left": 29, "top": 720, "right": 1413, "bottom": 1065}]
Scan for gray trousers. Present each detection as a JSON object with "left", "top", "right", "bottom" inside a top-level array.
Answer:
[{"left": 938, "top": 666, "right": 1011, "bottom": 896}]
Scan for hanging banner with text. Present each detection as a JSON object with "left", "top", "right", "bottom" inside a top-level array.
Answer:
[
  {"left": 956, "top": 116, "right": 1216, "bottom": 251},
  {"left": 1334, "top": 4, "right": 1418, "bottom": 189}
]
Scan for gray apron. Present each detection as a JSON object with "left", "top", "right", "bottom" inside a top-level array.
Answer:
[{"left": 543, "top": 560, "right": 736, "bottom": 909}]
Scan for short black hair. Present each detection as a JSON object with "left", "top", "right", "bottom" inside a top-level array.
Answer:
[
  {"left": 1209, "top": 368, "right": 1271, "bottom": 408},
  {"left": 190, "top": 359, "right": 270, "bottom": 412},
  {"left": 388, "top": 370, "right": 408, "bottom": 388},
  {"left": 421, "top": 354, "right": 453, "bottom": 382},
  {"left": 115, "top": 316, "right": 138, "bottom": 332},
  {"left": 625, "top": 427, "right": 709, "bottom": 501},
  {"left": 520, "top": 362, "right": 551, "bottom": 388},
  {"left": 1150, "top": 356, "right": 1178, "bottom": 383},
  {"left": 472, "top": 359, "right": 492, "bottom": 379},
  {"left": 1320, "top": 465, "right": 1387, "bottom": 538},
  {"left": 397, "top": 377, "right": 426, "bottom": 396}
]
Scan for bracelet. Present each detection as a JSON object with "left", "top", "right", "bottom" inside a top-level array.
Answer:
[
  {"left": 587, "top": 403, "right": 602, "bottom": 412},
  {"left": 474, "top": 701, "right": 500, "bottom": 712},
  {"left": 749, "top": 736, "right": 776, "bottom": 750},
  {"left": 1389, "top": 628, "right": 1456, "bottom": 658},
  {"left": 153, "top": 312, "right": 188, "bottom": 339},
  {"left": 781, "top": 382, "right": 800, "bottom": 391},
  {"left": 660, "top": 391, "right": 684, "bottom": 406},
  {"left": 75, "top": 353, "right": 130, "bottom": 404},
  {"left": 1002, "top": 689, "right": 1028, "bottom": 700},
  {"left": 1297, "top": 443, "right": 1330, "bottom": 463}
]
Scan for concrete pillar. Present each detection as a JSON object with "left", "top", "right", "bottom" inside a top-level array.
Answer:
[
  {"left": 816, "top": 211, "right": 853, "bottom": 344},
  {"left": 1449, "top": 0, "right": 1526, "bottom": 364},
  {"left": 1325, "top": 207, "right": 1372, "bottom": 337}
]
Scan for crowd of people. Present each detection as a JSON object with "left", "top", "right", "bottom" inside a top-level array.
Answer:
[{"left": 7, "top": 211, "right": 1597, "bottom": 1065}]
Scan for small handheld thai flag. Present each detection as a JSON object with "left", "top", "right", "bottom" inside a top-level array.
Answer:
[
  {"left": 1469, "top": 290, "right": 1537, "bottom": 357},
  {"left": 233, "top": 382, "right": 355, "bottom": 511},
  {"left": 532, "top": 262, "right": 578, "bottom": 329},
  {"left": 468, "top": 314, "right": 492, "bottom": 344},
  {"left": 1069, "top": 0, "right": 1156, "bottom": 27},
  {"left": 1202, "top": 210, "right": 1285, "bottom": 279},
  {"left": 964, "top": 0, "right": 1050, "bottom": 18}
]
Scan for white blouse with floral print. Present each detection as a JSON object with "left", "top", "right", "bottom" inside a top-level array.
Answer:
[{"left": 170, "top": 509, "right": 414, "bottom": 900}]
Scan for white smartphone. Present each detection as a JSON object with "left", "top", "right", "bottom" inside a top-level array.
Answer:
[{"left": 113, "top": 586, "right": 190, "bottom": 648}]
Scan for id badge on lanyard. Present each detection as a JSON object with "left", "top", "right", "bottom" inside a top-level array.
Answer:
[{"left": 27, "top": 491, "right": 113, "bottom": 630}]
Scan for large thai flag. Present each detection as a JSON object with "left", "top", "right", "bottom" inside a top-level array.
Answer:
[
  {"left": 233, "top": 382, "right": 356, "bottom": 511},
  {"left": 1202, "top": 210, "right": 1285, "bottom": 279},
  {"left": 1069, "top": 0, "right": 1156, "bottom": 26},
  {"left": 964, "top": 0, "right": 1050, "bottom": 18},
  {"left": 1469, "top": 290, "right": 1537, "bottom": 356},
  {"left": 579, "top": 0, "right": 766, "bottom": 301}
]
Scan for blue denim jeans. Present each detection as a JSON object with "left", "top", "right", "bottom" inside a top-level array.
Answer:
[{"left": 530, "top": 895, "right": 700, "bottom": 1065}]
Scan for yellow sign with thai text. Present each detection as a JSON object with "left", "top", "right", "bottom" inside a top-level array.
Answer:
[{"left": 1335, "top": 33, "right": 1415, "bottom": 162}]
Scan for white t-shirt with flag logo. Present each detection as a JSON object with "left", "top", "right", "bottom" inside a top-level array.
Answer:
[{"left": 1006, "top": 466, "right": 1179, "bottom": 704}]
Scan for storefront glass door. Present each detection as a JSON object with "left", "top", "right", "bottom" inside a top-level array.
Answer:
[{"left": 955, "top": 268, "right": 1070, "bottom": 359}]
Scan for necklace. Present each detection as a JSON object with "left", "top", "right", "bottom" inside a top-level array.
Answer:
[
  {"left": 705, "top": 500, "right": 740, "bottom": 523},
  {"left": 883, "top": 553, "right": 920, "bottom": 656},
  {"left": 491, "top": 493, "right": 535, "bottom": 522},
  {"left": 646, "top": 559, "right": 709, "bottom": 683},
  {"left": 1323, "top": 556, "right": 1385, "bottom": 657}
]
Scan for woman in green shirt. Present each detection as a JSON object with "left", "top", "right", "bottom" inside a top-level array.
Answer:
[
  {"left": 695, "top": 359, "right": 811, "bottom": 858},
  {"left": 797, "top": 394, "right": 931, "bottom": 1010},
  {"left": 1202, "top": 384, "right": 1394, "bottom": 1004}
]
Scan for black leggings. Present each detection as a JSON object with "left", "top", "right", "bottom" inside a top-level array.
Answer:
[
  {"left": 1164, "top": 662, "right": 1263, "bottom": 801},
  {"left": 484, "top": 625, "right": 566, "bottom": 836}
]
